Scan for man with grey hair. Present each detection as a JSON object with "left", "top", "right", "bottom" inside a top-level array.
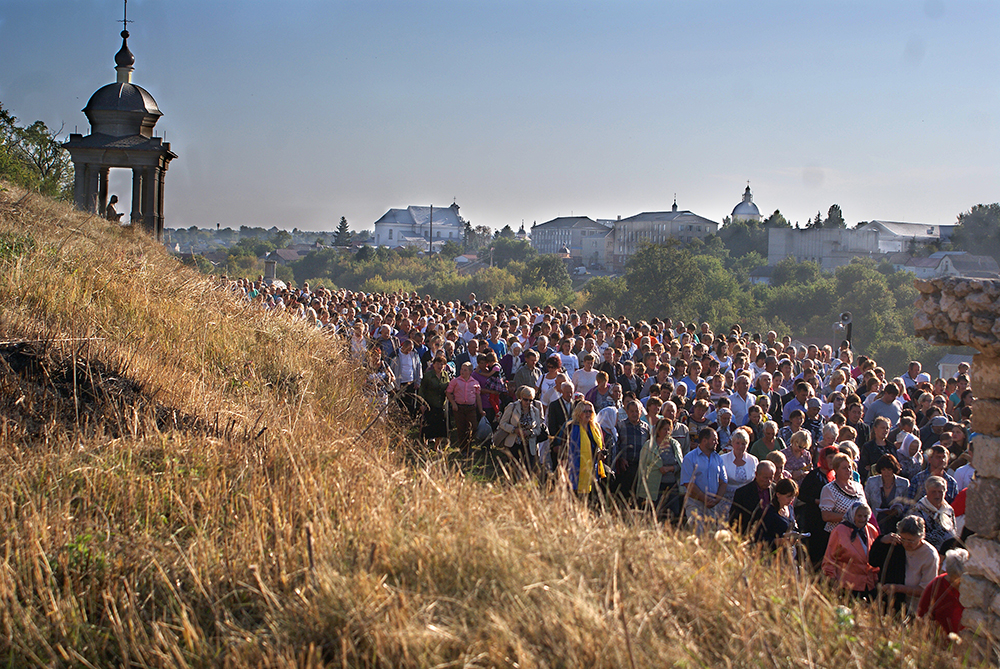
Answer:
[{"left": 729, "top": 460, "right": 776, "bottom": 533}]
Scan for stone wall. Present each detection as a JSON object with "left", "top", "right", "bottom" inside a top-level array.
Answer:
[{"left": 914, "top": 276, "right": 1000, "bottom": 642}]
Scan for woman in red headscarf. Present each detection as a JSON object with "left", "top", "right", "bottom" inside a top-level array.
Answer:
[{"left": 797, "top": 442, "right": 842, "bottom": 568}]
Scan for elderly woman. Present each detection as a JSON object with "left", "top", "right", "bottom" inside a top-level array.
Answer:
[
  {"left": 720, "top": 428, "right": 759, "bottom": 518},
  {"left": 823, "top": 501, "right": 880, "bottom": 598},
  {"left": 896, "top": 433, "right": 924, "bottom": 481},
  {"left": 496, "top": 386, "right": 544, "bottom": 473},
  {"left": 819, "top": 423, "right": 840, "bottom": 454},
  {"left": 913, "top": 475, "right": 959, "bottom": 554},
  {"left": 565, "top": 401, "right": 604, "bottom": 495},
  {"left": 917, "top": 548, "right": 968, "bottom": 635},
  {"left": 878, "top": 515, "right": 940, "bottom": 614},
  {"left": 864, "top": 453, "right": 909, "bottom": 534},
  {"left": 636, "top": 416, "right": 684, "bottom": 520},
  {"left": 820, "top": 453, "right": 866, "bottom": 534},
  {"left": 781, "top": 430, "right": 813, "bottom": 484},
  {"left": 749, "top": 420, "right": 785, "bottom": 461}
]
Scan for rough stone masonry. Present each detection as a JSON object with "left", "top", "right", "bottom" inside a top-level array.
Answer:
[{"left": 914, "top": 275, "right": 1000, "bottom": 642}]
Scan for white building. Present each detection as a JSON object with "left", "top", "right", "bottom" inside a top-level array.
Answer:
[
  {"left": 891, "top": 252, "right": 1000, "bottom": 280},
  {"left": 530, "top": 216, "right": 613, "bottom": 260},
  {"left": 374, "top": 203, "right": 466, "bottom": 248},
  {"left": 611, "top": 200, "right": 719, "bottom": 270},
  {"left": 767, "top": 228, "right": 880, "bottom": 271},
  {"left": 862, "top": 220, "right": 955, "bottom": 253}
]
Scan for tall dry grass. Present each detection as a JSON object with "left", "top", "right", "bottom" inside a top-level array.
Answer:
[{"left": 0, "top": 182, "right": 990, "bottom": 667}]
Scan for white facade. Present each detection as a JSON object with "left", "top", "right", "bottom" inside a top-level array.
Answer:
[
  {"left": 374, "top": 203, "right": 465, "bottom": 247},
  {"left": 767, "top": 228, "right": 880, "bottom": 271}
]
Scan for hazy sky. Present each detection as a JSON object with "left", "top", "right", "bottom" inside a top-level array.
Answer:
[{"left": 1, "top": 0, "right": 997, "bottom": 232}]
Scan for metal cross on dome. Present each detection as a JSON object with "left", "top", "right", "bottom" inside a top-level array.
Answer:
[{"left": 119, "top": 0, "right": 133, "bottom": 32}]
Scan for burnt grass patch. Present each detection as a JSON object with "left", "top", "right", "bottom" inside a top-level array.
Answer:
[{"left": 0, "top": 341, "right": 206, "bottom": 443}]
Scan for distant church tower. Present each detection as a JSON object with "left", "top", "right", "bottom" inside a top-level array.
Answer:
[
  {"left": 731, "top": 183, "right": 762, "bottom": 223},
  {"left": 64, "top": 2, "right": 176, "bottom": 240}
]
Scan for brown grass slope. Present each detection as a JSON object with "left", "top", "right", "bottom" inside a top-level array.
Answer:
[{"left": 0, "top": 182, "right": 986, "bottom": 667}]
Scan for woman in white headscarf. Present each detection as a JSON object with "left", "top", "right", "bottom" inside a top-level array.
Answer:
[{"left": 896, "top": 432, "right": 924, "bottom": 480}]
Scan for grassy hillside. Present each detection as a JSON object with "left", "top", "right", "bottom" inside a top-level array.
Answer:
[{"left": 0, "top": 182, "right": 987, "bottom": 667}]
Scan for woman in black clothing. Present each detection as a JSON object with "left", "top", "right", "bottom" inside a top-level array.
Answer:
[{"left": 797, "top": 445, "right": 840, "bottom": 568}]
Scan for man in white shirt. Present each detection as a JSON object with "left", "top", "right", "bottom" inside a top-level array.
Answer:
[
  {"left": 728, "top": 374, "right": 754, "bottom": 426},
  {"left": 392, "top": 338, "right": 423, "bottom": 418}
]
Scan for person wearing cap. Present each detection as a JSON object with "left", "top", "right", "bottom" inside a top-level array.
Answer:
[
  {"left": 864, "top": 384, "right": 902, "bottom": 428},
  {"left": 919, "top": 412, "right": 950, "bottom": 449}
]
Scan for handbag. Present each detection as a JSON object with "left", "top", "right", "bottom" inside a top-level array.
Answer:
[
  {"left": 475, "top": 415, "right": 494, "bottom": 445},
  {"left": 492, "top": 404, "right": 515, "bottom": 447}
]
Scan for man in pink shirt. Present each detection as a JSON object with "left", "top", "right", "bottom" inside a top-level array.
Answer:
[{"left": 447, "top": 362, "right": 483, "bottom": 451}]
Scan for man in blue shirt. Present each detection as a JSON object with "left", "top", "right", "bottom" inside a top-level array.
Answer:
[
  {"left": 613, "top": 399, "right": 650, "bottom": 502},
  {"left": 680, "top": 427, "right": 728, "bottom": 532}
]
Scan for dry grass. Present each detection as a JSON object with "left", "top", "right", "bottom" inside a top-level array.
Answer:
[{"left": 0, "top": 182, "right": 990, "bottom": 667}]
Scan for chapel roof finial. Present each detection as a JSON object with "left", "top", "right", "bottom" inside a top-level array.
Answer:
[{"left": 114, "top": 0, "right": 135, "bottom": 78}]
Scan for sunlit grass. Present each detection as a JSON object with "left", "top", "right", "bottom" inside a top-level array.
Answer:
[{"left": 0, "top": 181, "right": 989, "bottom": 666}]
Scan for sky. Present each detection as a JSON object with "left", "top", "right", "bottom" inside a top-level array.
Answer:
[{"left": 1, "top": 0, "right": 997, "bottom": 233}]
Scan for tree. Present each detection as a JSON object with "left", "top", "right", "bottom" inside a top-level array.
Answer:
[
  {"left": 334, "top": 216, "right": 351, "bottom": 246},
  {"left": 764, "top": 210, "right": 790, "bottom": 228},
  {"left": 951, "top": 204, "right": 1000, "bottom": 265},
  {"left": 824, "top": 204, "right": 846, "bottom": 229},
  {"left": 770, "top": 256, "right": 823, "bottom": 287},
  {"left": 806, "top": 211, "right": 824, "bottom": 230},
  {"left": 465, "top": 224, "right": 493, "bottom": 252},
  {"left": 624, "top": 241, "right": 703, "bottom": 322},
  {"left": 439, "top": 240, "right": 464, "bottom": 259},
  {"left": 269, "top": 229, "right": 292, "bottom": 249},
  {"left": 716, "top": 219, "right": 766, "bottom": 258},
  {"left": 355, "top": 245, "right": 375, "bottom": 262},
  {"left": 477, "top": 236, "right": 536, "bottom": 268},
  {"left": 0, "top": 104, "right": 73, "bottom": 198},
  {"left": 498, "top": 224, "right": 515, "bottom": 238},
  {"left": 229, "top": 237, "right": 275, "bottom": 258},
  {"left": 521, "top": 255, "right": 572, "bottom": 293}
]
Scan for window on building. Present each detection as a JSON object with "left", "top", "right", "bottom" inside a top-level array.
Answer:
[{"left": 388, "top": 229, "right": 393, "bottom": 240}]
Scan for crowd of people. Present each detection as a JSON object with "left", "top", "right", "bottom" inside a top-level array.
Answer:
[{"left": 225, "top": 276, "right": 976, "bottom": 637}]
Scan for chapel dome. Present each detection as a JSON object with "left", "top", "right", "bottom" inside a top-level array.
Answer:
[
  {"left": 731, "top": 184, "right": 761, "bottom": 221},
  {"left": 85, "top": 82, "right": 161, "bottom": 116}
]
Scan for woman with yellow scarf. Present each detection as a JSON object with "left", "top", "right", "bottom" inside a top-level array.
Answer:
[{"left": 566, "top": 401, "right": 604, "bottom": 495}]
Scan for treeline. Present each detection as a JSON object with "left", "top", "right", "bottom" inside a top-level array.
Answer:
[
  {"left": 583, "top": 240, "right": 942, "bottom": 374},
  {"left": 288, "top": 241, "right": 575, "bottom": 307},
  {"left": 0, "top": 103, "right": 73, "bottom": 198}
]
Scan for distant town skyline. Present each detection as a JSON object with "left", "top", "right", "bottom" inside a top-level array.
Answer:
[{"left": 1, "top": 0, "right": 997, "bottom": 232}]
